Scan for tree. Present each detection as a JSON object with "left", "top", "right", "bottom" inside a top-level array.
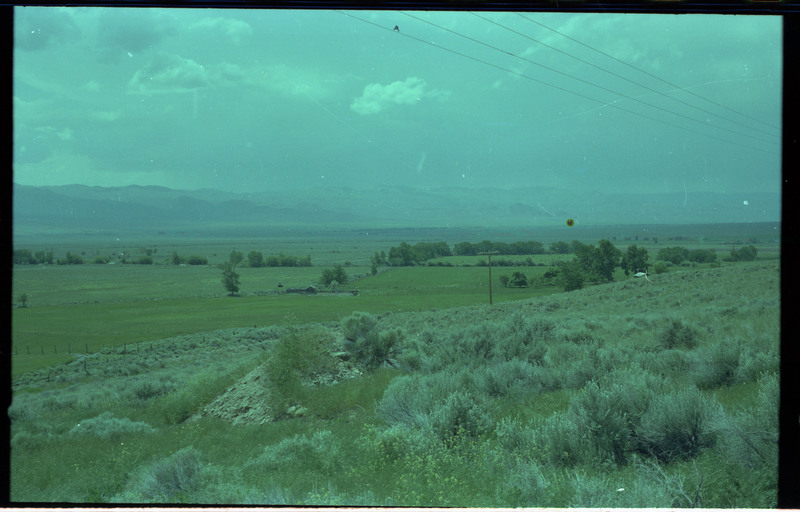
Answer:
[
  {"left": 320, "top": 264, "right": 348, "bottom": 286},
  {"left": 621, "top": 245, "right": 650, "bottom": 276},
  {"left": 228, "top": 250, "right": 244, "bottom": 267},
  {"left": 558, "top": 259, "right": 585, "bottom": 291},
  {"left": 575, "top": 240, "right": 621, "bottom": 282},
  {"left": 657, "top": 246, "right": 690, "bottom": 265},
  {"left": 219, "top": 251, "right": 243, "bottom": 296},
  {"left": 247, "top": 251, "right": 264, "bottom": 268},
  {"left": 171, "top": 251, "right": 184, "bottom": 265},
  {"left": 550, "top": 241, "right": 571, "bottom": 254},
  {"left": 595, "top": 240, "right": 622, "bottom": 281},
  {"left": 730, "top": 245, "right": 758, "bottom": 262},
  {"left": 509, "top": 271, "right": 529, "bottom": 288}
]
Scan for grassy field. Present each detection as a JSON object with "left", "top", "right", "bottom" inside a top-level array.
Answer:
[
  {"left": 9, "top": 257, "right": 780, "bottom": 506},
  {"left": 11, "top": 223, "right": 779, "bottom": 376}
]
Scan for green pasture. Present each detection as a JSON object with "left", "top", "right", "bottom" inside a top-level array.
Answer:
[
  {"left": 11, "top": 263, "right": 558, "bottom": 376},
  {"left": 10, "top": 222, "right": 781, "bottom": 377}
]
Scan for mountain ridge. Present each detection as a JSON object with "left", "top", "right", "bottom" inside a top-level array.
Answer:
[{"left": 12, "top": 183, "right": 780, "bottom": 236}]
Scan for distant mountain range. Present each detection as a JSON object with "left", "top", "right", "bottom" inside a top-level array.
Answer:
[{"left": 12, "top": 183, "right": 781, "bottom": 237}]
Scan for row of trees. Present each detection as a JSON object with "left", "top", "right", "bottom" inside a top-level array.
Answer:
[
  {"left": 454, "top": 240, "right": 547, "bottom": 256},
  {"left": 246, "top": 251, "right": 312, "bottom": 268},
  {"left": 376, "top": 240, "right": 561, "bottom": 268},
  {"left": 13, "top": 249, "right": 55, "bottom": 265}
]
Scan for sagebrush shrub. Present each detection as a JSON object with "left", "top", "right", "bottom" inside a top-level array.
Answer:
[
  {"left": 68, "top": 412, "right": 156, "bottom": 439},
  {"left": 568, "top": 381, "right": 630, "bottom": 465},
  {"left": 376, "top": 375, "right": 431, "bottom": 429},
  {"left": 567, "top": 368, "right": 664, "bottom": 465},
  {"left": 734, "top": 347, "right": 779, "bottom": 383},
  {"left": 497, "top": 459, "right": 548, "bottom": 506},
  {"left": 247, "top": 430, "right": 341, "bottom": 476},
  {"left": 430, "top": 390, "right": 493, "bottom": 446},
  {"left": 341, "top": 311, "right": 378, "bottom": 341},
  {"left": 472, "top": 359, "right": 542, "bottom": 398},
  {"left": 495, "top": 417, "right": 536, "bottom": 459},
  {"left": 131, "top": 379, "right": 175, "bottom": 400},
  {"left": 690, "top": 338, "right": 741, "bottom": 389},
  {"left": 712, "top": 372, "right": 778, "bottom": 471},
  {"left": 658, "top": 319, "right": 699, "bottom": 349},
  {"left": 531, "top": 412, "right": 593, "bottom": 467},
  {"left": 265, "top": 327, "right": 338, "bottom": 413},
  {"left": 636, "top": 387, "right": 719, "bottom": 461},
  {"left": 118, "top": 447, "right": 203, "bottom": 502}
]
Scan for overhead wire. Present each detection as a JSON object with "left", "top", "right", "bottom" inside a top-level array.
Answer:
[
  {"left": 336, "top": 10, "right": 778, "bottom": 155},
  {"left": 514, "top": 12, "right": 780, "bottom": 133},
  {"left": 474, "top": 12, "right": 779, "bottom": 141},
  {"left": 402, "top": 11, "right": 777, "bottom": 147}
]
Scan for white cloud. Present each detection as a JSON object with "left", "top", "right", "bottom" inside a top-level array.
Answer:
[
  {"left": 128, "top": 53, "right": 210, "bottom": 94},
  {"left": 350, "top": 77, "right": 432, "bottom": 115},
  {"left": 190, "top": 17, "right": 253, "bottom": 45}
]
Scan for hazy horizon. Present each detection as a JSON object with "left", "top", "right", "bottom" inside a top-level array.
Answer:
[{"left": 14, "top": 8, "right": 781, "bottom": 197}]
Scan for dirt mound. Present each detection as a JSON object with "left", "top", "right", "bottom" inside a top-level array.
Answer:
[
  {"left": 187, "top": 333, "right": 364, "bottom": 425},
  {"left": 188, "top": 364, "right": 274, "bottom": 425}
]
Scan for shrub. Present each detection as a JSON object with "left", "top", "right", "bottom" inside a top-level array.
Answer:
[
  {"left": 711, "top": 372, "right": 778, "bottom": 471},
  {"left": 568, "top": 381, "right": 630, "bottom": 465},
  {"left": 734, "top": 346, "right": 779, "bottom": 383},
  {"left": 636, "top": 387, "right": 719, "bottom": 462},
  {"left": 117, "top": 447, "right": 203, "bottom": 502},
  {"left": 567, "top": 366, "right": 663, "bottom": 465},
  {"left": 186, "top": 255, "right": 208, "bottom": 265},
  {"left": 265, "top": 327, "right": 338, "bottom": 414},
  {"left": 341, "top": 311, "right": 377, "bottom": 341},
  {"left": 430, "top": 390, "right": 493, "bottom": 446},
  {"left": 657, "top": 319, "right": 699, "bottom": 349},
  {"left": 341, "top": 312, "right": 403, "bottom": 368},
  {"left": 377, "top": 375, "right": 432, "bottom": 429},
  {"left": 362, "top": 423, "right": 439, "bottom": 465},
  {"left": 690, "top": 338, "right": 741, "bottom": 389},
  {"left": 246, "top": 430, "right": 341, "bottom": 476},
  {"left": 131, "top": 379, "right": 176, "bottom": 400},
  {"left": 349, "top": 328, "right": 404, "bottom": 369},
  {"left": 497, "top": 459, "right": 548, "bottom": 506},
  {"left": 530, "top": 411, "right": 592, "bottom": 467},
  {"left": 472, "top": 359, "right": 544, "bottom": 398},
  {"left": 68, "top": 412, "right": 156, "bottom": 439}
]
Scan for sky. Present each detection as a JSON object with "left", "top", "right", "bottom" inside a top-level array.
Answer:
[{"left": 13, "top": 8, "right": 782, "bottom": 195}]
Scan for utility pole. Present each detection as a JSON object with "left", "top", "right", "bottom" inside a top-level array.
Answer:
[{"left": 478, "top": 251, "right": 500, "bottom": 305}]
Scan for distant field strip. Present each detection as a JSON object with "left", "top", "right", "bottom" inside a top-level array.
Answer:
[{"left": 11, "top": 265, "right": 554, "bottom": 376}]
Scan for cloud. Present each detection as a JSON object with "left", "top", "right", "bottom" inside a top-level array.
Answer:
[
  {"left": 96, "top": 9, "right": 177, "bottom": 55},
  {"left": 14, "top": 8, "right": 80, "bottom": 51},
  {"left": 128, "top": 53, "right": 210, "bottom": 94},
  {"left": 350, "top": 77, "right": 432, "bottom": 115},
  {"left": 190, "top": 17, "right": 253, "bottom": 44}
]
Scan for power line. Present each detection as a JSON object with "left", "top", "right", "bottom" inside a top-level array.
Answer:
[
  {"left": 514, "top": 12, "right": 780, "bottom": 133},
  {"left": 476, "top": 12, "right": 779, "bottom": 141},
  {"left": 338, "top": 10, "right": 777, "bottom": 155},
  {"left": 402, "top": 11, "right": 777, "bottom": 146}
]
